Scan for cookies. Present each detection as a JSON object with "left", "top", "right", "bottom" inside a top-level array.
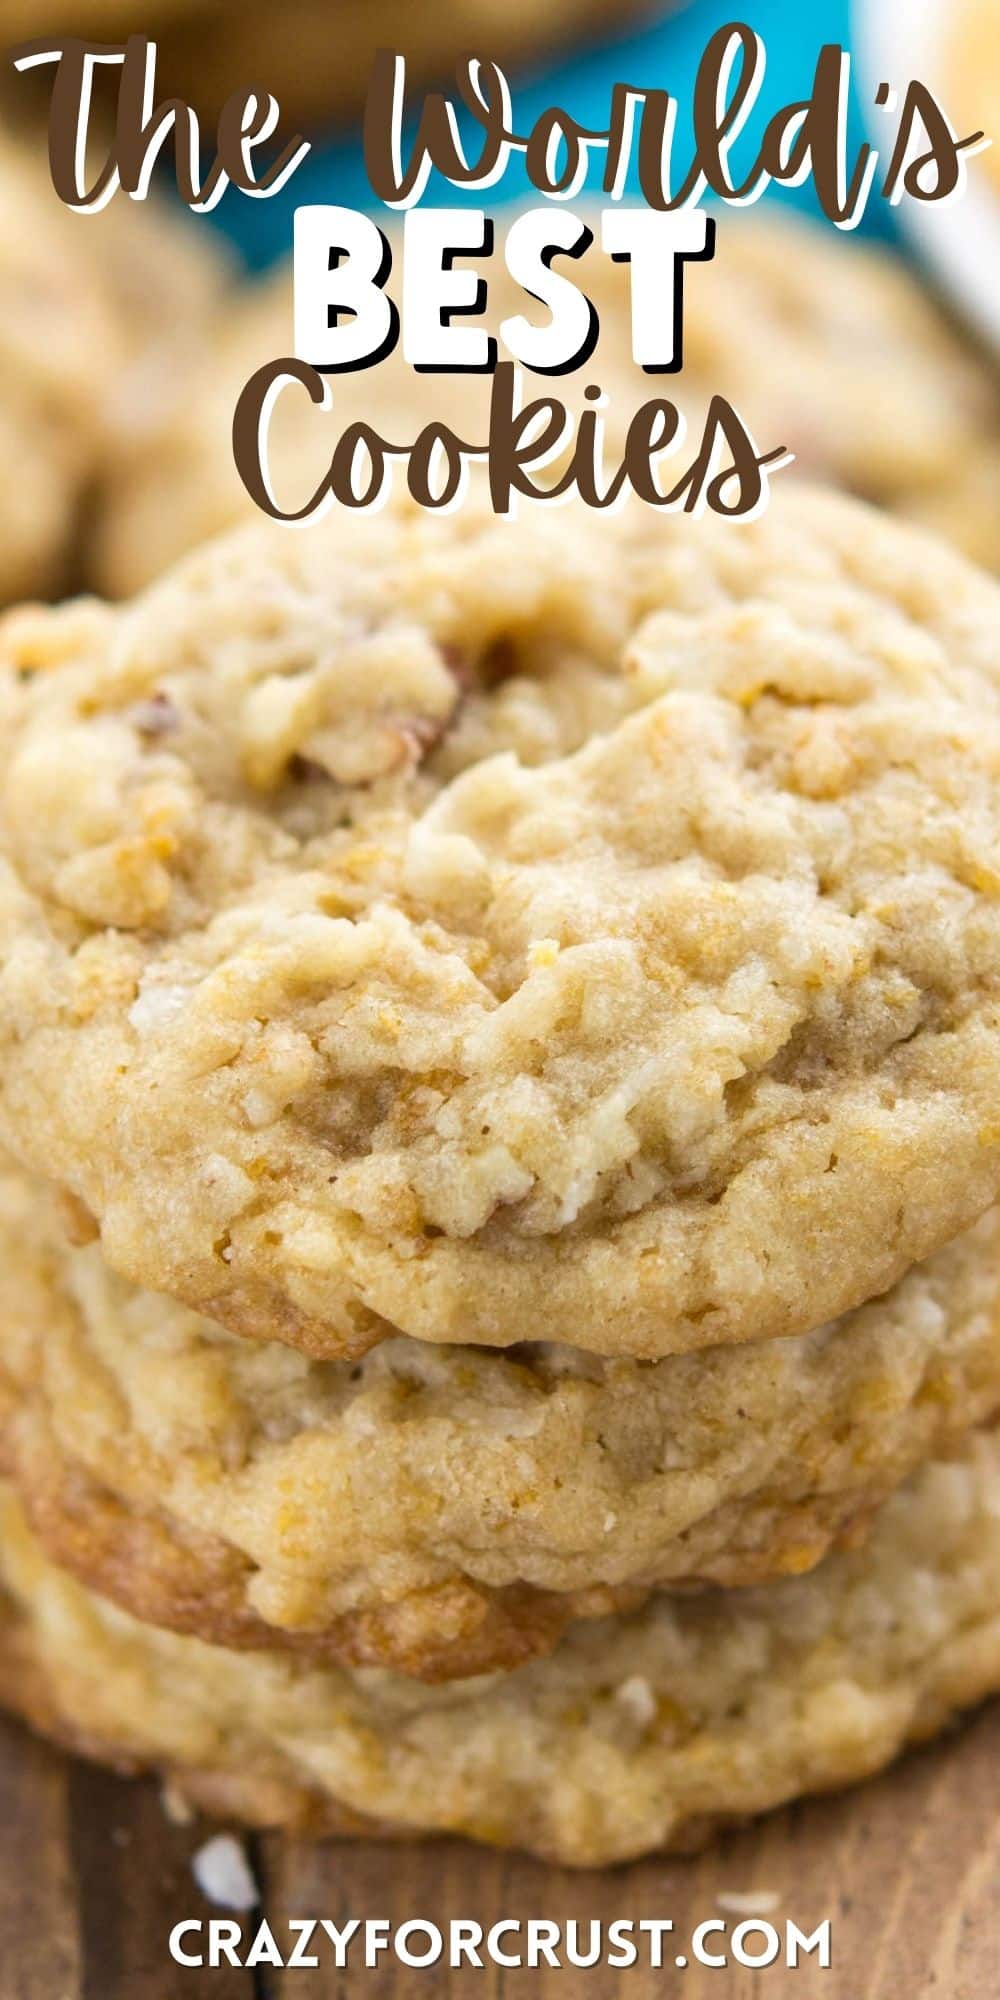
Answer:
[
  {"left": 93, "top": 211, "right": 1000, "bottom": 597},
  {"left": 0, "top": 132, "right": 225, "bottom": 611},
  {"left": 3, "top": 1154, "right": 1000, "bottom": 1677},
  {"left": 948, "top": 0, "right": 1000, "bottom": 198},
  {"left": 3, "top": 1433, "right": 1000, "bottom": 1864},
  {"left": 0, "top": 134, "right": 122, "bottom": 607},
  {"left": 3, "top": 488, "right": 1000, "bottom": 1361},
  {"left": 2, "top": 180, "right": 1000, "bottom": 1857}
]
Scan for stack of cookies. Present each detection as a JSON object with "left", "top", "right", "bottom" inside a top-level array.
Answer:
[{"left": 0, "top": 480, "right": 999, "bottom": 1865}]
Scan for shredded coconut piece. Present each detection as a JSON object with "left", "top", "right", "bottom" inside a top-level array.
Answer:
[
  {"left": 128, "top": 983, "right": 189, "bottom": 1034},
  {"left": 615, "top": 1674, "right": 656, "bottom": 1728},
  {"left": 161, "top": 1783, "right": 195, "bottom": 1826},
  {"left": 716, "top": 1891, "right": 781, "bottom": 1915},
  {"left": 192, "top": 1833, "right": 259, "bottom": 1911}
]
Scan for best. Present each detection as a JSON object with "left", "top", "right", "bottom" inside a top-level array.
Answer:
[{"left": 293, "top": 207, "right": 715, "bottom": 376}]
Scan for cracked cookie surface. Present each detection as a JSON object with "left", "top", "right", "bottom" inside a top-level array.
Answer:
[
  {"left": 2, "top": 1433, "right": 1000, "bottom": 1863},
  {"left": 2, "top": 489, "right": 1000, "bottom": 1358},
  {"left": 4, "top": 1157, "right": 1000, "bottom": 1676}
]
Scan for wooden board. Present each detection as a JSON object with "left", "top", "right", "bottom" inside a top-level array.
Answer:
[{"left": 0, "top": 1700, "right": 998, "bottom": 1998}]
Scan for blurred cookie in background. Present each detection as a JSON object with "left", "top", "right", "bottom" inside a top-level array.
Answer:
[
  {"left": 76, "top": 182, "right": 232, "bottom": 479},
  {"left": 855, "top": 0, "right": 1000, "bottom": 367},
  {"left": 947, "top": 0, "right": 1000, "bottom": 195},
  {"left": 0, "top": 0, "right": 660, "bottom": 126},
  {"left": 0, "top": 130, "right": 123, "bottom": 605},
  {"left": 92, "top": 208, "right": 1000, "bottom": 597},
  {"left": 0, "top": 128, "right": 226, "bottom": 608}
]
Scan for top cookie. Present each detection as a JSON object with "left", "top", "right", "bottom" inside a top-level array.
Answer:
[
  {"left": 1, "top": 487, "right": 1000, "bottom": 1360},
  {"left": 93, "top": 210, "right": 1000, "bottom": 597}
]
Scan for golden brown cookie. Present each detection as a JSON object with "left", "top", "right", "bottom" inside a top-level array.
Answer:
[
  {"left": 3, "top": 489, "right": 1000, "bottom": 1362},
  {"left": 0, "top": 130, "right": 225, "bottom": 609},
  {"left": 948, "top": 0, "right": 1000, "bottom": 198},
  {"left": 2, "top": 1432, "right": 999, "bottom": 1864},
  {"left": 0, "top": 132, "right": 121, "bottom": 606},
  {"left": 3, "top": 1156, "right": 1000, "bottom": 1678}
]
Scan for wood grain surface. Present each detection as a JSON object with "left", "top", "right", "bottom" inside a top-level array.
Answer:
[{"left": 0, "top": 1700, "right": 997, "bottom": 1998}]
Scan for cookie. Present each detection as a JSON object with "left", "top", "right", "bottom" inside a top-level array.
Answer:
[
  {"left": 0, "top": 133, "right": 123, "bottom": 607},
  {"left": 2, "top": 1433, "right": 999, "bottom": 1863},
  {"left": 3, "top": 1156, "right": 1000, "bottom": 1678},
  {"left": 0, "top": 132, "right": 226, "bottom": 610},
  {"left": 3, "top": 488, "right": 1000, "bottom": 1361},
  {"left": 93, "top": 210, "right": 1000, "bottom": 597},
  {"left": 948, "top": 0, "right": 1000, "bottom": 197}
]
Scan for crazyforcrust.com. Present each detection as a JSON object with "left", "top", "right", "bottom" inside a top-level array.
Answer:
[{"left": 169, "top": 1913, "right": 833, "bottom": 1972}]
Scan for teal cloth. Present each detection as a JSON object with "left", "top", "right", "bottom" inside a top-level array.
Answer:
[{"left": 205, "top": 0, "right": 897, "bottom": 268}]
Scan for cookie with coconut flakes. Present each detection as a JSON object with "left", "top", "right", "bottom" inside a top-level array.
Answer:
[
  {"left": 2, "top": 1433, "right": 1000, "bottom": 1863},
  {"left": 1, "top": 488, "right": 1000, "bottom": 1360},
  {"left": 3, "top": 1155, "right": 1000, "bottom": 1678}
]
